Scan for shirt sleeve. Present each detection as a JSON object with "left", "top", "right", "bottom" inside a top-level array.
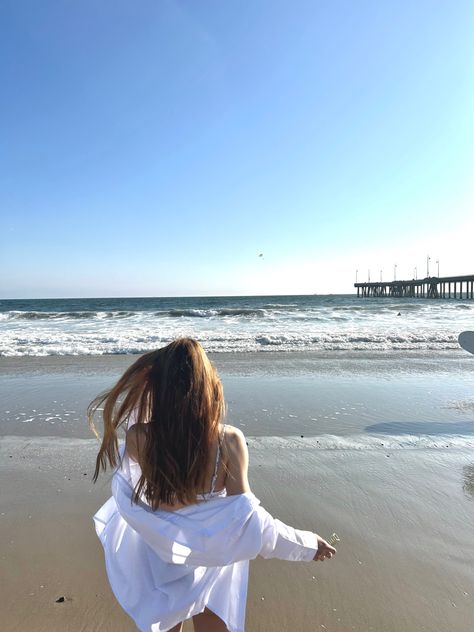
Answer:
[{"left": 255, "top": 505, "right": 318, "bottom": 562}]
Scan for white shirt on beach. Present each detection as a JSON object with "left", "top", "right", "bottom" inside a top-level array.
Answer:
[{"left": 93, "top": 448, "right": 318, "bottom": 632}]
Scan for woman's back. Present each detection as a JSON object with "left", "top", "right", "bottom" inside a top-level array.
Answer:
[{"left": 125, "top": 422, "right": 251, "bottom": 511}]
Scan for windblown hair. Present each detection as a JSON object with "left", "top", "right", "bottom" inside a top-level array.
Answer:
[{"left": 88, "top": 338, "right": 225, "bottom": 507}]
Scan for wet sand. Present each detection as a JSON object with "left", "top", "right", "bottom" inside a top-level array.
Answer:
[
  {"left": 1, "top": 353, "right": 474, "bottom": 631},
  {"left": 2, "top": 351, "right": 474, "bottom": 440}
]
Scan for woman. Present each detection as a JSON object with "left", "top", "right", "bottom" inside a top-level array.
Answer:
[{"left": 90, "top": 338, "right": 336, "bottom": 632}]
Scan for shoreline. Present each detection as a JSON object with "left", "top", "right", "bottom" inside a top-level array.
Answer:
[{"left": 1, "top": 347, "right": 472, "bottom": 373}]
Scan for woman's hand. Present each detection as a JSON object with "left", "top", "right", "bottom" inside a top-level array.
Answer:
[{"left": 313, "top": 536, "right": 337, "bottom": 561}]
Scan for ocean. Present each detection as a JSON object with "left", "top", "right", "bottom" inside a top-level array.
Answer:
[{"left": 1, "top": 294, "right": 472, "bottom": 356}]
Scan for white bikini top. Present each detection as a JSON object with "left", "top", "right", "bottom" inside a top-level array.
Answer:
[{"left": 202, "top": 423, "right": 226, "bottom": 498}]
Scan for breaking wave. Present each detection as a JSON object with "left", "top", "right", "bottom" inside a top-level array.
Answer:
[{"left": 1, "top": 295, "right": 472, "bottom": 356}]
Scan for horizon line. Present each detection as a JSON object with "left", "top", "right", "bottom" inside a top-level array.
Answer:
[{"left": 0, "top": 292, "right": 355, "bottom": 301}]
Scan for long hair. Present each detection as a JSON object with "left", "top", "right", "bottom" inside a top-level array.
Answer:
[{"left": 88, "top": 338, "right": 225, "bottom": 507}]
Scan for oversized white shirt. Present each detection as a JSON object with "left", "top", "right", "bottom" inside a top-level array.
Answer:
[{"left": 94, "top": 451, "right": 318, "bottom": 632}]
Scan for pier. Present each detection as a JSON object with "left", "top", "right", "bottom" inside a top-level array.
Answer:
[{"left": 355, "top": 275, "right": 474, "bottom": 299}]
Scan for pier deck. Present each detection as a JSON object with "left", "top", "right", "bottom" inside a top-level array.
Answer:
[{"left": 355, "top": 275, "right": 474, "bottom": 299}]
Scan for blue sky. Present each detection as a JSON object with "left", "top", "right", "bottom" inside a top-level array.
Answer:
[{"left": 1, "top": 0, "right": 473, "bottom": 298}]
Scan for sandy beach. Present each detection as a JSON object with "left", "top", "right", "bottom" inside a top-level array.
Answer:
[{"left": 1, "top": 352, "right": 474, "bottom": 631}]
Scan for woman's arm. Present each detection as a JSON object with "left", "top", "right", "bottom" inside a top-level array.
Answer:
[
  {"left": 223, "top": 425, "right": 251, "bottom": 495},
  {"left": 225, "top": 426, "right": 336, "bottom": 563}
]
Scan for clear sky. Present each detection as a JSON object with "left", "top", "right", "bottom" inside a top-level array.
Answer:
[{"left": 1, "top": 0, "right": 473, "bottom": 298}]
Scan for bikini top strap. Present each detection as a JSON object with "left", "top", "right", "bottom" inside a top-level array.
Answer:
[{"left": 210, "top": 424, "right": 226, "bottom": 494}]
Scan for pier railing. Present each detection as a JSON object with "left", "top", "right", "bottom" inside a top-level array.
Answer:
[{"left": 354, "top": 275, "right": 474, "bottom": 299}]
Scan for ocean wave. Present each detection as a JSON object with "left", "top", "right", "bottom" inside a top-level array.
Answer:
[
  {"left": 1, "top": 305, "right": 303, "bottom": 322},
  {"left": 1, "top": 310, "right": 136, "bottom": 321},
  {"left": 0, "top": 329, "right": 463, "bottom": 356},
  {"left": 333, "top": 304, "right": 423, "bottom": 312},
  {"left": 158, "top": 308, "right": 268, "bottom": 318},
  {"left": 445, "top": 398, "right": 474, "bottom": 413},
  {"left": 254, "top": 332, "right": 457, "bottom": 348},
  {"left": 260, "top": 303, "right": 299, "bottom": 310}
]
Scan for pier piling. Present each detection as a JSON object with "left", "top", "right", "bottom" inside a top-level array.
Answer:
[{"left": 355, "top": 275, "right": 474, "bottom": 299}]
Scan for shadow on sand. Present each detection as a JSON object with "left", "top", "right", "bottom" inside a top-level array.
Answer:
[{"left": 364, "top": 421, "right": 474, "bottom": 435}]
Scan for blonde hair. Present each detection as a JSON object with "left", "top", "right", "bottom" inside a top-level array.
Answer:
[{"left": 88, "top": 338, "right": 225, "bottom": 507}]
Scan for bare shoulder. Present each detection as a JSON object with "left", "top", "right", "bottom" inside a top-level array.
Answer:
[{"left": 222, "top": 424, "right": 248, "bottom": 453}]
